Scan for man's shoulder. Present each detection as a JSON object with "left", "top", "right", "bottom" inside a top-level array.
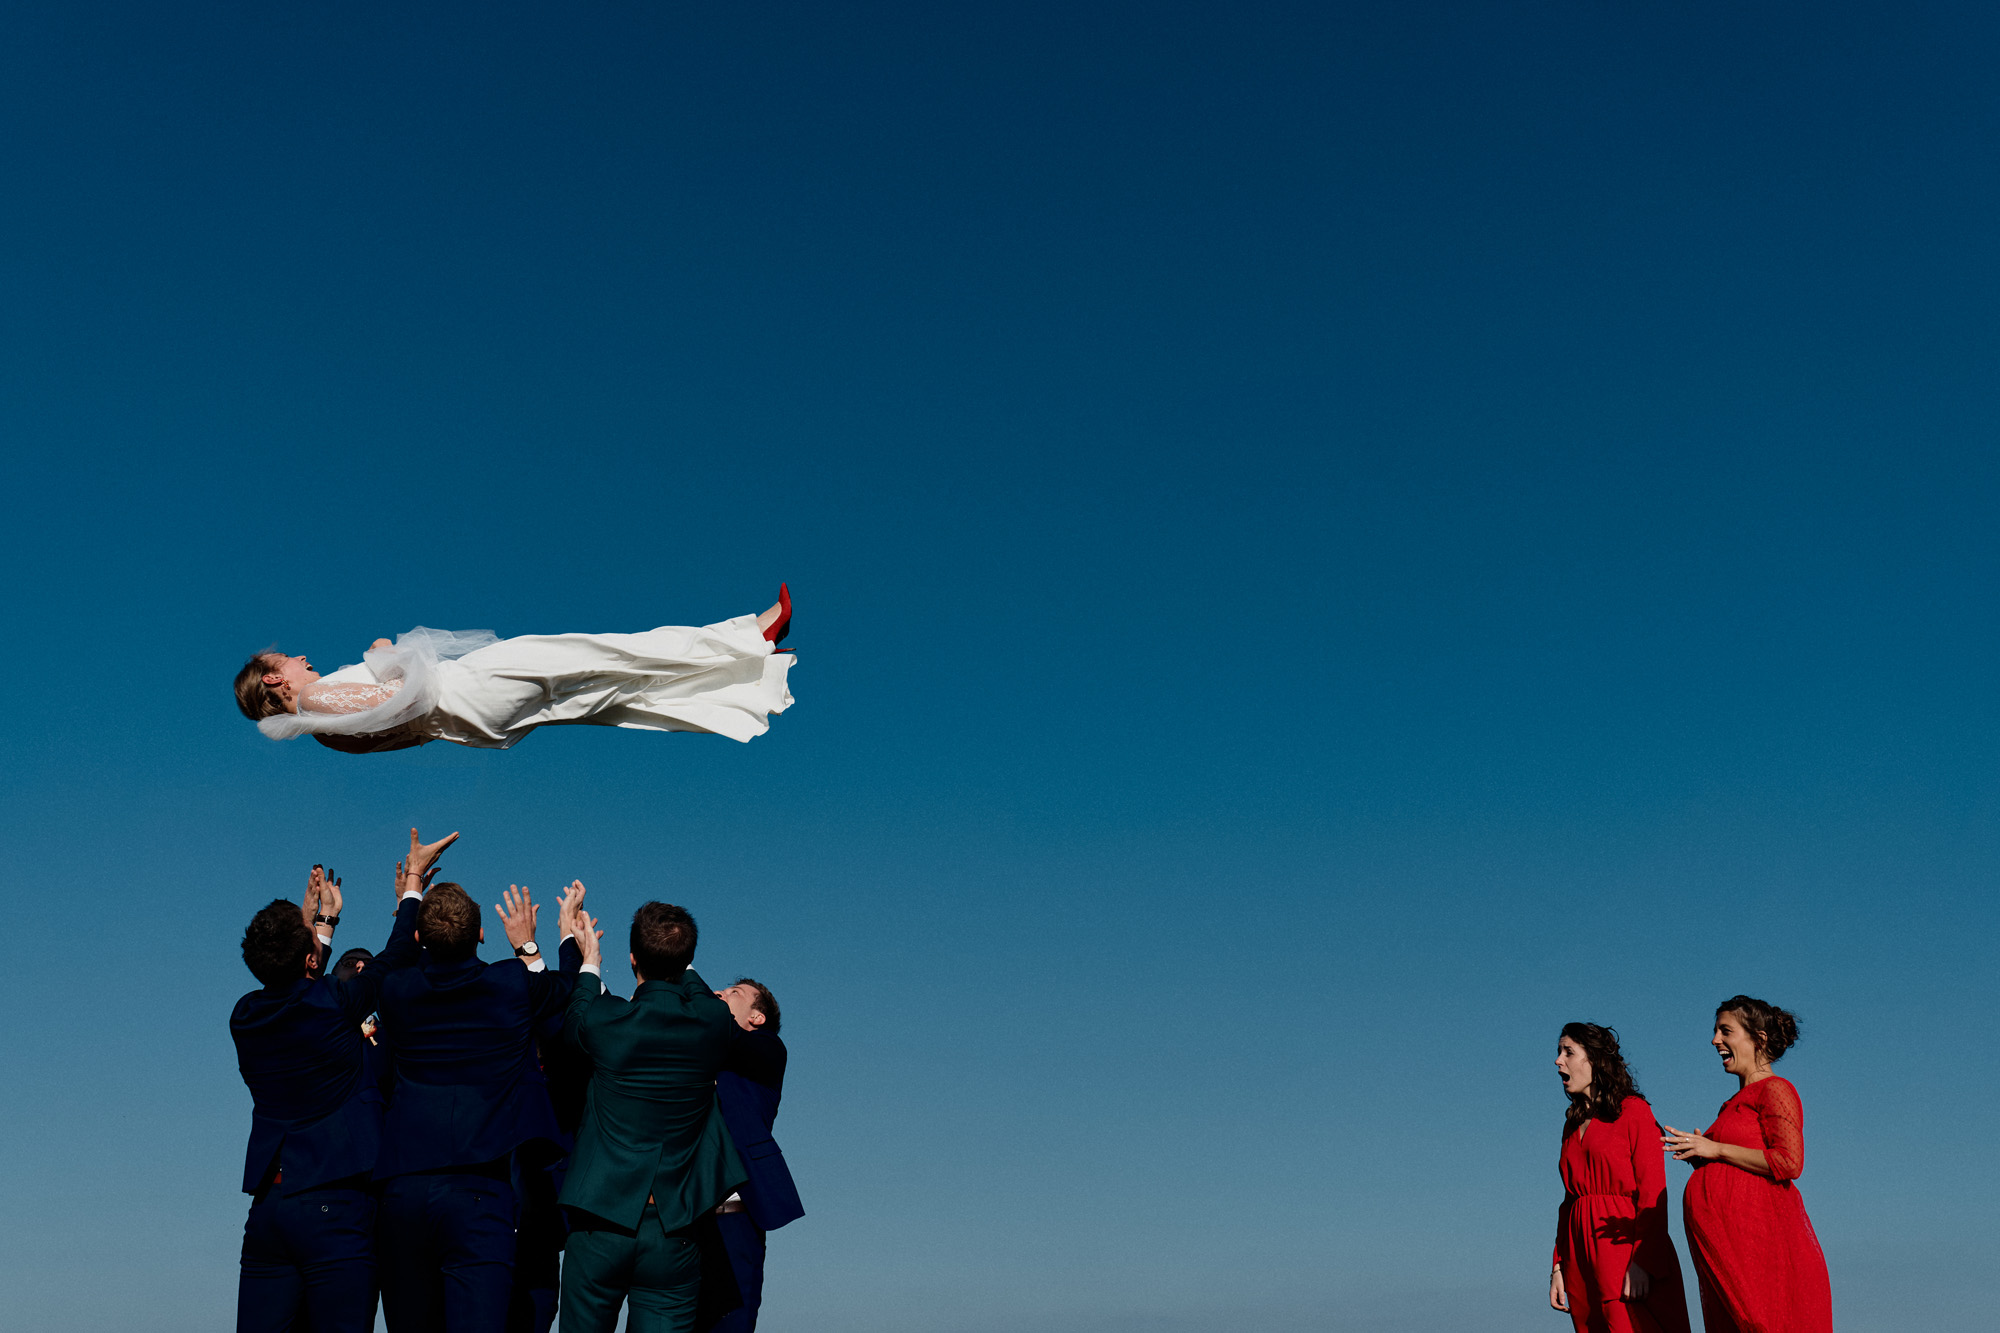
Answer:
[
  {"left": 380, "top": 957, "right": 494, "bottom": 999},
  {"left": 232, "top": 977, "right": 327, "bottom": 1022}
]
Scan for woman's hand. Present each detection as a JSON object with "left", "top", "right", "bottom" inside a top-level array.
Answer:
[
  {"left": 497, "top": 885, "right": 538, "bottom": 951},
  {"left": 1661, "top": 1125, "right": 1719, "bottom": 1162},
  {"left": 1549, "top": 1265, "right": 1568, "bottom": 1312},
  {"left": 1623, "top": 1261, "right": 1650, "bottom": 1301}
]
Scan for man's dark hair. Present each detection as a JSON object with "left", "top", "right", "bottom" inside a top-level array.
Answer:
[
  {"left": 733, "top": 977, "right": 781, "bottom": 1034},
  {"left": 242, "top": 900, "right": 316, "bottom": 988},
  {"left": 416, "top": 883, "right": 480, "bottom": 963},
  {"left": 333, "top": 947, "right": 373, "bottom": 982},
  {"left": 630, "top": 902, "right": 697, "bottom": 980}
]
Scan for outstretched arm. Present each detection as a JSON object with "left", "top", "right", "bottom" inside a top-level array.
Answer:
[
  {"left": 560, "top": 909, "right": 606, "bottom": 1052},
  {"left": 299, "top": 679, "right": 405, "bottom": 716},
  {"left": 302, "top": 865, "right": 341, "bottom": 972},
  {"left": 1662, "top": 1123, "right": 1772, "bottom": 1177}
]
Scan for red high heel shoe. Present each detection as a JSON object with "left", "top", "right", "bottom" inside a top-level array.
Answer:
[{"left": 762, "top": 583, "right": 793, "bottom": 645}]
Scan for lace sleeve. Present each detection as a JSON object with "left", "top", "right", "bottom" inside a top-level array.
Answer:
[
  {"left": 1756, "top": 1079, "right": 1805, "bottom": 1182},
  {"left": 300, "top": 678, "right": 405, "bottom": 716},
  {"left": 258, "top": 627, "right": 494, "bottom": 744}
]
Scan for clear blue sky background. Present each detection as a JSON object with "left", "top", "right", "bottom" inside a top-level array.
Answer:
[{"left": 1, "top": 3, "right": 1995, "bottom": 1330}]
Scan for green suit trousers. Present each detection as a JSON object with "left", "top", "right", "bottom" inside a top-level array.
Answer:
[{"left": 560, "top": 1202, "right": 702, "bottom": 1333}]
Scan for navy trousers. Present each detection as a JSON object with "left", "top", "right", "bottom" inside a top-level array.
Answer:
[
  {"left": 707, "top": 1213, "right": 766, "bottom": 1333},
  {"left": 377, "top": 1172, "right": 519, "bottom": 1332},
  {"left": 505, "top": 1158, "right": 566, "bottom": 1333},
  {"left": 237, "top": 1183, "right": 378, "bottom": 1333}
]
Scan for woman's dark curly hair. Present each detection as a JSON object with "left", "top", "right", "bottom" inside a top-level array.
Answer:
[
  {"left": 1716, "top": 994, "right": 1801, "bottom": 1062},
  {"left": 1558, "top": 1022, "right": 1643, "bottom": 1137}
]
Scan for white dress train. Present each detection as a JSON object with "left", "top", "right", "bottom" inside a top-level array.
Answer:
[{"left": 258, "top": 616, "right": 794, "bottom": 752}]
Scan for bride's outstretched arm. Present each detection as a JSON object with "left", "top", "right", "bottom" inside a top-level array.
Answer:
[{"left": 299, "top": 677, "right": 405, "bottom": 715}]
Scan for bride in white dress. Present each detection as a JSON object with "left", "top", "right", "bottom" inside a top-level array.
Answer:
[{"left": 233, "top": 588, "right": 795, "bottom": 754}]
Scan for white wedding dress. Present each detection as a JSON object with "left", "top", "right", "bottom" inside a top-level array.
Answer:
[{"left": 258, "top": 616, "right": 794, "bottom": 753}]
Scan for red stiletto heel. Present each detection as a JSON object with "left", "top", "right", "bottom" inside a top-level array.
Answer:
[{"left": 763, "top": 583, "right": 793, "bottom": 644}]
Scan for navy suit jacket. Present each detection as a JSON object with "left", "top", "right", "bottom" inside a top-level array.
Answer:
[
  {"left": 716, "top": 1028, "right": 804, "bottom": 1232},
  {"left": 373, "top": 943, "right": 581, "bottom": 1178},
  {"left": 230, "top": 896, "right": 423, "bottom": 1196}
]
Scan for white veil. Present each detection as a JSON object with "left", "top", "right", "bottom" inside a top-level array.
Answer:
[{"left": 257, "top": 627, "right": 499, "bottom": 740}]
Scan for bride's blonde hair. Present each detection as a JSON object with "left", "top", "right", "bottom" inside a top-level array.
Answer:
[{"left": 234, "top": 654, "right": 288, "bottom": 721}]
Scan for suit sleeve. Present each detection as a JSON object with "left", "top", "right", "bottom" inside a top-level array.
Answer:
[
  {"left": 335, "top": 896, "right": 422, "bottom": 1024},
  {"left": 523, "top": 953, "right": 579, "bottom": 1026},
  {"left": 563, "top": 970, "right": 603, "bottom": 1054}
]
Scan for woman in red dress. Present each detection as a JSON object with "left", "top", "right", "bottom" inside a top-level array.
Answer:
[
  {"left": 1662, "top": 995, "right": 1833, "bottom": 1333},
  {"left": 1549, "top": 1023, "right": 1691, "bottom": 1333}
]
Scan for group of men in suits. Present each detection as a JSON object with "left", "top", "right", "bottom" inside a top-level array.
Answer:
[{"left": 228, "top": 827, "right": 804, "bottom": 1333}]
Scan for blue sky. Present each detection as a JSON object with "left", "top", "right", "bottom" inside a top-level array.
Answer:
[{"left": 1, "top": 2, "right": 1996, "bottom": 1329}]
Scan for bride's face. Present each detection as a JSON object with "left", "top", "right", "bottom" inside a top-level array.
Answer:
[{"left": 260, "top": 653, "right": 321, "bottom": 707}]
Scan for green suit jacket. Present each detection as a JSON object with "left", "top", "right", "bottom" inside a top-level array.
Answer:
[{"left": 558, "top": 967, "right": 747, "bottom": 1233}]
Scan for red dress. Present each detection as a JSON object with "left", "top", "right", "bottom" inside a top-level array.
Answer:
[
  {"left": 1681, "top": 1076, "right": 1833, "bottom": 1333},
  {"left": 1554, "top": 1095, "right": 1692, "bottom": 1333}
]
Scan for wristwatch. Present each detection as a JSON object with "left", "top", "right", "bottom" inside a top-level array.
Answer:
[
  {"left": 313, "top": 913, "right": 341, "bottom": 927},
  {"left": 514, "top": 941, "right": 541, "bottom": 958}
]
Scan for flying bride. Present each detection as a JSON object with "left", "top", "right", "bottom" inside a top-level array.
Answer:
[{"left": 233, "top": 587, "right": 796, "bottom": 754}]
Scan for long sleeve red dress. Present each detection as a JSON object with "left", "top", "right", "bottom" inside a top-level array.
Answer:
[
  {"left": 1554, "top": 1095, "right": 1692, "bottom": 1333},
  {"left": 1681, "top": 1076, "right": 1833, "bottom": 1333}
]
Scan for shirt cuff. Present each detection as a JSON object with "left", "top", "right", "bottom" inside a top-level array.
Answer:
[
  {"left": 316, "top": 933, "right": 333, "bottom": 947},
  {"left": 524, "top": 955, "right": 547, "bottom": 972},
  {"left": 399, "top": 890, "right": 423, "bottom": 902},
  {"left": 580, "top": 962, "right": 602, "bottom": 979}
]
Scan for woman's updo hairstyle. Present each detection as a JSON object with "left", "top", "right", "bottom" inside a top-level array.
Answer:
[
  {"left": 234, "top": 653, "right": 287, "bottom": 722},
  {"left": 1559, "top": 1021, "right": 1643, "bottom": 1135},
  {"left": 1716, "top": 994, "right": 1801, "bottom": 1062}
]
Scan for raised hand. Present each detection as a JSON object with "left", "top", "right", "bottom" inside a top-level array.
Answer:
[
  {"left": 401, "top": 828, "right": 459, "bottom": 895},
  {"left": 406, "top": 827, "right": 460, "bottom": 880},
  {"left": 1661, "top": 1125, "right": 1717, "bottom": 1162},
  {"left": 574, "top": 910, "right": 603, "bottom": 967},
  {"left": 302, "top": 865, "right": 324, "bottom": 931},
  {"left": 557, "top": 880, "right": 587, "bottom": 940},
  {"left": 319, "top": 872, "right": 344, "bottom": 924},
  {"left": 497, "top": 885, "right": 538, "bottom": 951}
]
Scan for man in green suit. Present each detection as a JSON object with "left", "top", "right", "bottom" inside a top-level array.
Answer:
[{"left": 558, "top": 901, "right": 748, "bottom": 1333}]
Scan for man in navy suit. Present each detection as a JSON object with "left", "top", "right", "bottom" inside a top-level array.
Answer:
[
  {"left": 709, "top": 978, "right": 805, "bottom": 1333},
  {"left": 373, "top": 876, "right": 584, "bottom": 1331},
  {"left": 230, "top": 829, "right": 456, "bottom": 1333}
]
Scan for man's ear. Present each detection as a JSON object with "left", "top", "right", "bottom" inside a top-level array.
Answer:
[
  {"left": 478, "top": 927, "right": 486, "bottom": 944},
  {"left": 746, "top": 1007, "right": 766, "bottom": 1029},
  {"left": 630, "top": 953, "right": 645, "bottom": 982}
]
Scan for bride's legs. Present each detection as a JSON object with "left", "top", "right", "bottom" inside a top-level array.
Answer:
[{"left": 756, "top": 584, "right": 792, "bottom": 643}]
